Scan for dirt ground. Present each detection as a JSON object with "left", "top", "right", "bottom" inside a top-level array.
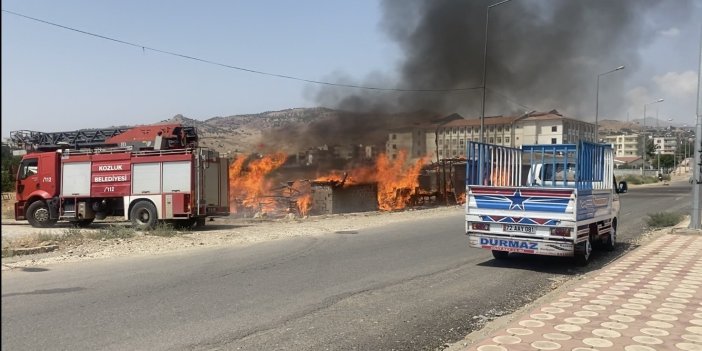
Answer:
[{"left": 1, "top": 205, "right": 463, "bottom": 270}]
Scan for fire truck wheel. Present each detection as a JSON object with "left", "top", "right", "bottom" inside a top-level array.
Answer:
[
  {"left": 130, "top": 201, "right": 158, "bottom": 230},
  {"left": 492, "top": 250, "right": 509, "bottom": 260},
  {"left": 27, "top": 201, "right": 57, "bottom": 228}
]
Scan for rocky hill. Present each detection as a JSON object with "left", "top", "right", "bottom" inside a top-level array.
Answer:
[
  {"left": 161, "top": 108, "right": 339, "bottom": 155},
  {"left": 161, "top": 108, "right": 436, "bottom": 155}
]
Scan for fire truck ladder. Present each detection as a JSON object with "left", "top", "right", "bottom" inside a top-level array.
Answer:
[
  {"left": 10, "top": 129, "right": 130, "bottom": 151},
  {"left": 10, "top": 126, "right": 198, "bottom": 151}
]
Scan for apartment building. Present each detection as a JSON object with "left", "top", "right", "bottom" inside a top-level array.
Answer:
[
  {"left": 653, "top": 136, "right": 678, "bottom": 155},
  {"left": 602, "top": 134, "right": 642, "bottom": 157},
  {"left": 517, "top": 112, "right": 596, "bottom": 145},
  {"left": 386, "top": 110, "right": 597, "bottom": 162},
  {"left": 385, "top": 125, "right": 431, "bottom": 160}
]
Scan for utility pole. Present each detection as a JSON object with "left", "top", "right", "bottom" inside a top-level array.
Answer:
[{"left": 691, "top": 23, "right": 702, "bottom": 229}]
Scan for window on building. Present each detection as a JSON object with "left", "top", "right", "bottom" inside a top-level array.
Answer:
[
  {"left": 438, "top": 140, "right": 443, "bottom": 145},
  {"left": 460, "top": 127, "right": 465, "bottom": 133},
  {"left": 459, "top": 139, "right": 465, "bottom": 146},
  {"left": 497, "top": 126, "right": 502, "bottom": 132},
  {"left": 489, "top": 137, "right": 494, "bottom": 143},
  {"left": 392, "top": 144, "right": 397, "bottom": 149},
  {"left": 497, "top": 137, "right": 502, "bottom": 143},
  {"left": 506, "top": 126, "right": 510, "bottom": 131},
  {"left": 439, "top": 150, "right": 443, "bottom": 156},
  {"left": 551, "top": 138, "right": 557, "bottom": 144},
  {"left": 489, "top": 126, "right": 495, "bottom": 132},
  {"left": 505, "top": 137, "right": 510, "bottom": 143},
  {"left": 453, "top": 128, "right": 457, "bottom": 134},
  {"left": 552, "top": 126, "right": 557, "bottom": 132}
]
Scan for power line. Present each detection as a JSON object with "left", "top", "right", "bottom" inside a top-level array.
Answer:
[
  {"left": 485, "top": 87, "right": 538, "bottom": 112},
  {"left": 2, "top": 9, "right": 483, "bottom": 93}
]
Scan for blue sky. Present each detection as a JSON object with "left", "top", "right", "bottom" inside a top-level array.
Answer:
[
  {"left": 2, "top": 1, "right": 701, "bottom": 137},
  {"left": 1, "top": 1, "right": 399, "bottom": 136}
]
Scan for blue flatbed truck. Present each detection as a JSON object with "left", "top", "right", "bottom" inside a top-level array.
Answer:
[{"left": 464, "top": 141, "right": 627, "bottom": 265}]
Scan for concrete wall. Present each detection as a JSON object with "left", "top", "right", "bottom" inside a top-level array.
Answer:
[{"left": 310, "top": 183, "right": 378, "bottom": 215}]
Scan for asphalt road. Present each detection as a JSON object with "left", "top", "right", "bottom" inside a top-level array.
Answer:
[{"left": 1, "top": 181, "right": 692, "bottom": 350}]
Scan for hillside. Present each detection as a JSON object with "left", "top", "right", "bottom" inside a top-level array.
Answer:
[
  {"left": 599, "top": 118, "right": 683, "bottom": 133},
  {"left": 161, "top": 108, "right": 338, "bottom": 155},
  {"left": 161, "top": 108, "right": 436, "bottom": 155}
]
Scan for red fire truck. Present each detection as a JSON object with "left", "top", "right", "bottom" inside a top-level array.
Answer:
[{"left": 10, "top": 124, "right": 230, "bottom": 229}]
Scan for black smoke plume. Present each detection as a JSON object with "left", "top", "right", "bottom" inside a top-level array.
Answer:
[{"left": 264, "top": 0, "right": 695, "bottom": 151}]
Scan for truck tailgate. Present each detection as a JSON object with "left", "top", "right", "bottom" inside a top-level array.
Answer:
[{"left": 467, "top": 186, "right": 575, "bottom": 218}]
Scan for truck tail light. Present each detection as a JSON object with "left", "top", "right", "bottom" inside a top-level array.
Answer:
[
  {"left": 471, "top": 223, "right": 490, "bottom": 231},
  {"left": 550, "top": 227, "right": 571, "bottom": 237}
]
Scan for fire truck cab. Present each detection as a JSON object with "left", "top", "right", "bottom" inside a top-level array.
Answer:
[{"left": 11, "top": 124, "right": 230, "bottom": 229}]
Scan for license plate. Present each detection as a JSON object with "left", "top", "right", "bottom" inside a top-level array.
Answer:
[{"left": 503, "top": 224, "right": 534, "bottom": 233}]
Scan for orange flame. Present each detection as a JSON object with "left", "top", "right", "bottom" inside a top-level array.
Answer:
[
  {"left": 313, "top": 150, "right": 428, "bottom": 211},
  {"left": 289, "top": 180, "right": 312, "bottom": 216},
  {"left": 297, "top": 193, "right": 312, "bottom": 216},
  {"left": 490, "top": 168, "right": 510, "bottom": 186},
  {"left": 228, "top": 153, "right": 287, "bottom": 214},
  {"left": 457, "top": 192, "right": 466, "bottom": 204}
]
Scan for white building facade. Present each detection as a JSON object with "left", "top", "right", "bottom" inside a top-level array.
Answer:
[
  {"left": 387, "top": 111, "right": 597, "bottom": 163},
  {"left": 603, "top": 134, "right": 643, "bottom": 157}
]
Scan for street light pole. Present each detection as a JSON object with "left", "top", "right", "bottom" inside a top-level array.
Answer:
[
  {"left": 691, "top": 23, "right": 702, "bottom": 229},
  {"left": 641, "top": 98, "right": 664, "bottom": 175},
  {"left": 657, "top": 146, "right": 661, "bottom": 177},
  {"left": 480, "top": 0, "right": 512, "bottom": 144},
  {"left": 595, "top": 65, "right": 625, "bottom": 142}
]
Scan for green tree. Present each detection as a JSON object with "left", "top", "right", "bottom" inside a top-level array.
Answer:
[
  {"left": 658, "top": 154, "right": 675, "bottom": 169},
  {"left": 1, "top": 144, "right": 21, "bottom": 192},
  {"left": 645, "top": 139, "right": 657, "bottom": 162}
]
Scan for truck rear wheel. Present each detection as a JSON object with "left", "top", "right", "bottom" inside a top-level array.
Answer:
[
  {"left": 574, "top": 236, "right": 592, "bottom": 266},
  {"left": 130, "top": 201, "right": 158, "bottom": 230},
  {"left": 27, "top": 201, "right": 57, "bottom": 228},
  {"left": 605, "top": 221, "right": 617, "bottom": 252},
  {"left": 492, "top": 250, "right": 509, "bottom": 260}
]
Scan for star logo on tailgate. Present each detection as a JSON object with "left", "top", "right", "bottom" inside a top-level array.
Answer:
[{"left": 509, "top": 189, "right": 527, "bottom": 210}]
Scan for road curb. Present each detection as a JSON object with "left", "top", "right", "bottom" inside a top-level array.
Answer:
[{"left": 2, "top": 244, "right": 59, "bottom": 258}]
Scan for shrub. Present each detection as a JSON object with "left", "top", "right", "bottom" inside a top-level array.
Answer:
[
  {"left": 146, "top": 221, "right": 182, "bottom": 237},
  {"left": 620, "top": 175, "right": 658, "bottom": 185},
  {"left": 646, "top": 212, "right": 684, "bottom": 228},
  {"left": 87, "top": 225, "right": 136, "bottom": 240}
]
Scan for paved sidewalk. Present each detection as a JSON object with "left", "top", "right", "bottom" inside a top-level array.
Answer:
[{"left": 464, "top": 230, "right": 702, "bottom": 351}]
